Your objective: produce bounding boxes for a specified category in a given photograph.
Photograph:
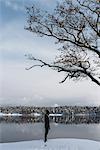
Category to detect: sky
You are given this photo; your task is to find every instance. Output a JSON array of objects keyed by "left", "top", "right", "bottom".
[{"left": 0, "top": 0, "right": 100, "bottom": 106}]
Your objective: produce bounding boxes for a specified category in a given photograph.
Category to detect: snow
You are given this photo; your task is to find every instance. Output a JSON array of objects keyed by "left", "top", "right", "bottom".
[
  {"left": 49, "top": 114, "right": 62, "bottom": 117},
  {"left": 33, "top": 113, "right": 41, "bottom": 117},
  {"left": 31, "top": 113, "right": 63, "bottom": 117},
  {"left": 0, "top": 113, "right": 22, "bottom": 116},
  {"left": 0, "top": 138, "right": 100, "bottom": 150},
  {"left": 0, "top": 113, "right": 63, "bottom": 117}
]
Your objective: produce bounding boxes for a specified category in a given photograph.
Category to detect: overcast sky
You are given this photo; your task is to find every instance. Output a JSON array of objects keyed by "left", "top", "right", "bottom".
[{"left": 0, "top": 0, "right": 100, "bottom": 106}]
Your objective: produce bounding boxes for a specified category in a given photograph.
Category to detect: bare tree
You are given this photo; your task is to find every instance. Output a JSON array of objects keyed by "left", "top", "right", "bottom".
[{"left": 25, "top": 0, "right": 100, "bottom": 86}]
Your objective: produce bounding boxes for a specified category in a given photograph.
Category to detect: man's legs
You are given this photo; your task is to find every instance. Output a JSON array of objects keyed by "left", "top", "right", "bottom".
[{"left": 44, "top": 128, "right": 48, "bottom": 143}]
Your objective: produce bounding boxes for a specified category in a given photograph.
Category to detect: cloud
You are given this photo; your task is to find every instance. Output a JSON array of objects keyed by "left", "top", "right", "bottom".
[
  {"left": 1, "top": 0, "right": 56, "bottom": 12},
  {"left": 0, "top": 0, "right": 100, "bottom": 107},
  {"left": 0, "top": 19, "right": 100, "bottom": 106},
  {"left": 1, "top": 0, "right": 27, "bottom": 12},
  {"left": 0, "top": 61, "right": 100, "bottom": 106},
  {"left": 0, "top": 17, "right": 58, "bottom": 63}
]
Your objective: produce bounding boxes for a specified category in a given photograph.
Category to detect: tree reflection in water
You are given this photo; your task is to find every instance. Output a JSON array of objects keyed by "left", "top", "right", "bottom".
[{"left": 0, "top": 114, "right": 100, "bottom": 124}]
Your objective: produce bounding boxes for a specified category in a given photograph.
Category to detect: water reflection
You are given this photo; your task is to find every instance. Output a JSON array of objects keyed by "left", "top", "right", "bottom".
[
  {"left": 0, "top": 114, "right": 100, "bottom": 124},
  {"left": 0, "top": 123, "right": 100, "bottom": 143}
]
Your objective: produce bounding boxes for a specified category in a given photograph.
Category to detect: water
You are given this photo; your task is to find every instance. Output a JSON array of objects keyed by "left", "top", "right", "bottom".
[{"left": 0, "top": 123, "right": 100, "bottom": 143}]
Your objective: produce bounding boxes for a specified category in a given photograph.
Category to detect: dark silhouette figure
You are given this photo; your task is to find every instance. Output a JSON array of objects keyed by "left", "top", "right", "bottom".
[{"left": 44, "top": 109, "right": 50, "bottom": 143}]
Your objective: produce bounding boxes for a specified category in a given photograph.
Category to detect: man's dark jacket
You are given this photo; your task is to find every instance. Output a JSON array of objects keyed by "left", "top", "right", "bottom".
[{"left": 44, "top": 114, "right": 50, "bottom": 129}]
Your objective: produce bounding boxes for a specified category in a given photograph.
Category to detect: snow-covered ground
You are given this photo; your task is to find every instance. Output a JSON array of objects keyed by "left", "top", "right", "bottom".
[
  {"left": 0, "top": 113, "right": 22, "bottom": 116},
  {"left": 0, "top": 138, "right": 100, "bottom": 150},
  {"left": 0, "top": 113, "right": 63, "bottom": 117}
]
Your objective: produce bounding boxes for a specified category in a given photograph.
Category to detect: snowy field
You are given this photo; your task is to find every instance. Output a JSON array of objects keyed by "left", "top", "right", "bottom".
[{"left": 0, "top": 138, "right": 100, "bottom": 150}]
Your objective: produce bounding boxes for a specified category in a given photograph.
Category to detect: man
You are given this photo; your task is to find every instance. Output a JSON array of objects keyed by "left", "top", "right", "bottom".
[{"left": 44, "top": 109, "right": 50, "bottom": 143}]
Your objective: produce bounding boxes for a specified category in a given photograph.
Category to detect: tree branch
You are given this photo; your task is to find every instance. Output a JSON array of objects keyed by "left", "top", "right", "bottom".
[
  {"left": 25, "top": 1, "right": 100, "bottom": 86},
  {"left": 26, "top": 56, "right": 100, "bottom": 86}
]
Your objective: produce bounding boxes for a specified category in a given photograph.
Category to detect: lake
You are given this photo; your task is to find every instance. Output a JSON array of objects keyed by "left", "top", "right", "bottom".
[{"left": 0, "top": 122, "right": 100, "bottom": 143}]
